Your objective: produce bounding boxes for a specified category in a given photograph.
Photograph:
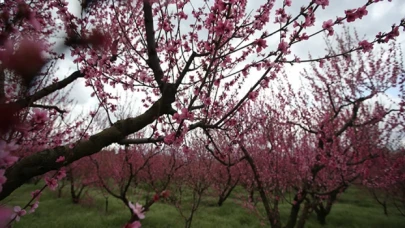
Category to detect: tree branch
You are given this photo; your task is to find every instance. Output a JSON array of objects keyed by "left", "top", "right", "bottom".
[
  {"left": 31, "top": 104, "right": 66, "bottom": 114},
  {"left": 13, "top": 70, "right": 83, "bottom": 109},
  {"left": 143, "top": 0, "right": 165, "bottom": 91},
  {"left": 0, "top": 96, "right": 175, "bottom": 200}
]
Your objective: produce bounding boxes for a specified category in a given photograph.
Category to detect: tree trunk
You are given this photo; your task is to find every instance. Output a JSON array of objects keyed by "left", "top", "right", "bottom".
[
  {"left": 316, "top": 210, "right": 327, "bottom": 225},
  {"left": 185, "top": 218, "right": 193, "bottom": 228},
  {"left": 285, "top": 200, "right": 301, "bottom": 228},
  {"left": 105, "top": 196, "right": 109, "bottom": 213},
  {"left": 217, "top": 196, "right": 225, "bottom": 207},
  {"left": 58, "top": 187, "right": 63, "bottom": 198},
  {"left": 296, "top": 201, "right": 312, "bottom": 228}
]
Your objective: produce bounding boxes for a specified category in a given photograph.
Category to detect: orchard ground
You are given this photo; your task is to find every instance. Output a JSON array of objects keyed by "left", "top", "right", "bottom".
[{"left": 3, "top": 184, "right": 404, "bottom": 228}]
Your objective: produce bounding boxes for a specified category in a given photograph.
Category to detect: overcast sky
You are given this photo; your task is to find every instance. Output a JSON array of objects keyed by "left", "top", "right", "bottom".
[{"left": 53, "top": 0, "right": 405, "bottom": 122}]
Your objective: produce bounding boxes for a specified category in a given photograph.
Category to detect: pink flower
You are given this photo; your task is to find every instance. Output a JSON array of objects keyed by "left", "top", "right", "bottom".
[
  {"left": 314, "top": 0, "right": 329, "bottom": 9},
  {"left": 322, "top": 19, "right": 334, "bottom": 36},
  {"left": 356, "top": 6, "right": 368, "bottom": 19},
  {"left": 11, "top": 206, "right": 26, "bottom": 222},
  {"left": 32, "top": 109, "right": 48, "bottom": 124},
  {"left": 248, "top": 91, "right": 259, "bottom": 101},
  {"left": 55, "top": 156, "right": 65, "bottom": 163},
  {"left": 164, "top": 133, "right": 176, "bottom": 145},
  {"left": 0, "top": 206, "right": 12, "bottom": 227},
  {"left": 161, "top": 190, "right": 170, "bottom": 198},
  {"left": 359, "top": 40, "right": 373, "bottom": 53},
  {"left": 319, "top": 59, "right": 325, "bottom": 68},
  {"left": 29, "top": 201, "right": 39, "bottom": 214},
  {"left": 278, "top": 40, "right": 289, "bottom": 54},
  {"left": 0, "top": 151, "right": 18, "bottom": 167},
  {"left": 124, "top": 221, "right": 142, "bottom": 228},
  {"left": 128, "top": 202, "right": 145, "bottom": 220},
  {"left": 0, "top": 169, "right": 6, "bottom": 192},
  {"left": 254, "top": 39, "right": 268, "bottom": 53},
  {"left": 182, "top": 146, "right": 191, "bottom": 154},
  {"left": 45, "top": 177, "right": 58, "bottom": 191},
  {"left": 345, "top": 9, "right": 357, "bottom": 22},
  {"left": 56, "top": 168, "right": 66, "bottom": 180},
  {"left": 31, "top": 190, "right": 41, "bottom": 200},
  {"left": 0, "top": 169, "right": 6, "bottom": 185},
  {"left": 215, "top": 20, "right": 233, "bottom": 36}
]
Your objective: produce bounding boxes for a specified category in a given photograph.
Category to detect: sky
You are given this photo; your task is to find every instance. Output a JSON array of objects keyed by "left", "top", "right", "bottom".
[{"left": 50, "top": 0, "right": 405, "bottom": 125}]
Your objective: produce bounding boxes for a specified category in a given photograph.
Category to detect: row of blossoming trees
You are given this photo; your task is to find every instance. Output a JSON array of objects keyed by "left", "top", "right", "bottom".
[{"left": 1, "top": 0, "right": 405, "bottom": 227}]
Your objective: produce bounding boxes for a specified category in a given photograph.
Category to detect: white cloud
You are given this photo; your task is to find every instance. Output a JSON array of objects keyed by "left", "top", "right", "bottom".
[{"left": 370, "top": 1, "right": 395, "bottom": 20}]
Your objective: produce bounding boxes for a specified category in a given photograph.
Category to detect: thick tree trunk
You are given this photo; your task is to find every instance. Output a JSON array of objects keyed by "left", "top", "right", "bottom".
[
  {"left": 383, "top": 203, "right": 388, "bottom": 216},
  {"left": 0, "top": 95, "right": 178, "bottom": 200},
  {"left": 240, "top": 146, "right": 281, "bottom": 228},
  {"left": 217, "top": 183, "right": 237, "bottom": 207},
  {"left": 217, "top": 196, "right": 225, "bottom": 207},
  {"left": 316, "top": 211, "right": 327, "bottom": 225},
  {"left": 296, "top": 201, "right": 312, "bottom": 228},
  {"left": 285, "top": 192, "right": 307, "bottom": 228},
  {"left": 285, "top": 202, "right": 301, "bottom": 228}
]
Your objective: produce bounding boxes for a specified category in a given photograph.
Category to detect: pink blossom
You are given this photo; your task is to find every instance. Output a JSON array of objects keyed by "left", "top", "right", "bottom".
[
  {"left": 0, "top": 206, "right": 12, "bottom": 226},
  {"left": 0, "top": 169, "right": 6, "bottom": 185},
  {"left": 319, "top": 59, "right": 325, "bottom": 68},
  {"left": 0, "top": 141, "right": 18, "bottom": 153},
  {"left": 128, "top": 202, "right": 145, "bottom": 220},
  {"left": 161, "top": 190, "right": 170, "bottom": 198},
  {"left": 124, "top": 221, "right": 142, "bottom": 228},
  {"left": 322, "top": 19, "right": 334, "bottom": 36},
  {"left": 254, "top": 39, "right": 268, "bottom": 53},
  {"left": 182, "top": 146, "right": 191, "bottom": 154},
  {"left": 164, "top": 133, "right": 176, "bottom": 145},
  {"left": 359, "top": 40, "right": 373, "bottom": 53},
  {"left": 45, "top": 177, "right": 58, "bottom": 191},
  {"left": 56, "top": 168, "right": 66, "bottom": 180},
  {"left": 32, "top": 109, "right": 48, "bottom": 124},
  {"left": 31, "top": 190, "right": 41, "bottom": 200},
  {"left": 55, "top": 156, "right": 65, "bottom": 163},
  {"left": 275, "top": 8, "right": 288, "bottom": 23},
  {"left": 173, "top": 113, "right": 181, "bottom": 123},
  {"left": 0, "top": 151, "right": 18, "bottom": 167},
  {"left": 248, "top": 91, "right": 259, "bottom": 101},
  {"left": 11, "top": 206, "right": 26, "bottom": 222},
  {"left": 303, "top": 8, "right": 315, "bottom": 27},
  {"left": 314, "top": 0, "right": 329, "bottom": 9},
  {"left": 356, "top": 6, "right": 368, "bottom": 19},
  {"left": 215, "top": 20, "right": 233, "bottom": 36},
  {"left": 383, "top": 26, "right": 400, "bottom": 42},
  {"left": 278, "top": 40, "right": 289, "bottom": 54},
  {"left": 345, "top": 9, "right": 357, "bottom": 22},
  {"left": 29, "top": 201, "right": 39, "bottom": 214}
]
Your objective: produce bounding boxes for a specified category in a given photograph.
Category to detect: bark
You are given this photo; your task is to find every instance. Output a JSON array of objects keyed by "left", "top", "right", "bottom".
[
  {"left": 316, "top": 210, "right": 327, "bottom": 225},
  {"left": 105, "top": 196, "right": 109, "bottom": 213},
  {"left": 296, "top": 201, "right": 312, "bottom": 228},
  {"left": 0, "top": 95, "right": 176, "bottom": 200},
  {"left": 285, "top": 192, "right": 306, "bottom": 228},
  {"left": 217, "top": 175, "right": 239, "bottom": 207},
  {"left": 285, "top": 201, "right": 301, "bottom": 228},
  {"left": 57, "top": 179, "right": 66, "bottom": 198},
  {"left": 240, "top": 146, "right": 281, "bottom": 228},
  {"left": 0, "top": 67, "right": 5, "bottom": 104},
  {"left": 13, "top": 70, "right": 83, "bottom": 109}
]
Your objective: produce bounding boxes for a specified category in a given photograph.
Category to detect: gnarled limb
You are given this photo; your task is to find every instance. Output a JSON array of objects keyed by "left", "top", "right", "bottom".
[{"left": 0, "top": 95, "right": 175, "bottom": 200}]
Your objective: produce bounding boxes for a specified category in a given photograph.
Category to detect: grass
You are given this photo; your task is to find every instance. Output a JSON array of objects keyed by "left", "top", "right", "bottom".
[{"left": 1, "top": 184, "right": 404, "bottom": 227}]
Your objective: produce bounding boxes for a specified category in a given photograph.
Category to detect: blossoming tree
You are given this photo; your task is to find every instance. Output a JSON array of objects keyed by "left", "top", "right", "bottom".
[{"left": 0, "top": 0, "right": 404, "bottom": 226}]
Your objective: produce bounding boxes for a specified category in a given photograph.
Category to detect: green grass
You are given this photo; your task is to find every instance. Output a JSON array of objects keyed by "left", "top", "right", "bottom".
[{"left": 1, "top": 184, "right": 404, "bottom": 227}]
